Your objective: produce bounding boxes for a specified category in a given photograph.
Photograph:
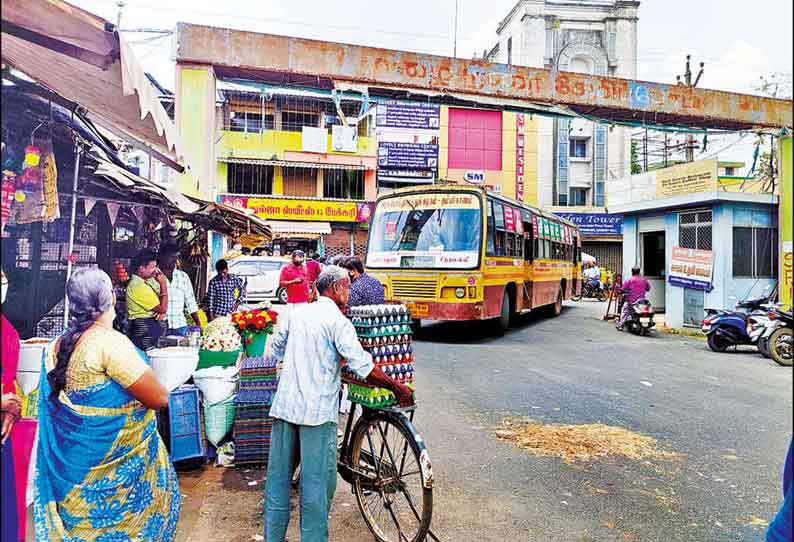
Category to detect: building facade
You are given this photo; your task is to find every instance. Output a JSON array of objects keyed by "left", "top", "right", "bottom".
[{"left": 175, "top": 69, "right": 377, "bottom": 260}]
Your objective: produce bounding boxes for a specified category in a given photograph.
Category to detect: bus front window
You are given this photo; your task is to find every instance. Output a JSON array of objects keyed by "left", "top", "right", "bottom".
[{"left": 367, "top": 193, "right": 482, "bottom": 269}]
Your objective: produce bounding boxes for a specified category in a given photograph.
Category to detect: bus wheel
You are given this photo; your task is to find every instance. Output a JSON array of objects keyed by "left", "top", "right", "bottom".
[
  {"left": 410, "top": 318, "right": 421, "bottom": 334},
  {"left": 495, "top": 291, "right": 511, "bottom": 335},
  {"left": 549, "top": 287, "right": 563, "bottom": 317}
]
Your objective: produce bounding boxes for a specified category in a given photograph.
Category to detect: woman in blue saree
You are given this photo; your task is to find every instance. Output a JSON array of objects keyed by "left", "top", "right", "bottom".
[{"left": 34, "top": 268, "right": 180, "bottom": 541}]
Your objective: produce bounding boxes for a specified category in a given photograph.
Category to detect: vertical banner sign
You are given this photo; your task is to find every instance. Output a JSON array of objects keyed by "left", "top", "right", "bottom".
[
  {"left": 780, "top": 136, "right": 792, "bottom": 306},
  {"left": 504, "top": 206, "right": 516, "bottom": 232},
  {"left": 531, "top": 214, "right": 539, "bottom": 237},
  {"left": 516, "top": 115, "right": 525, "bottom": 201}
]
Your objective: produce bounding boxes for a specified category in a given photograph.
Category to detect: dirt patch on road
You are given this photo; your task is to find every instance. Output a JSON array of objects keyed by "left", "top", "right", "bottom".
[{"left": 494, "top": 417, "right": 677, "bottom": 463}]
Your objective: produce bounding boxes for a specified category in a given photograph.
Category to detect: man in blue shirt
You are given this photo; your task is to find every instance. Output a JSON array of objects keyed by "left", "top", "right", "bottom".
[
  {"left": 341, "top": 256, "right": 385, "bottom": 308},
  {"left": 264, "top": 266, "right": 412, "bottom": 542},
  {"left": 767, "top": 438, "right": 793, "bottom": 541}
]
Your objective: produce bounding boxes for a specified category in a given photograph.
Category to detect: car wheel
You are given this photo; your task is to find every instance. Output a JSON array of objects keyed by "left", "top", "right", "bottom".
[{"left": 277, "top": 288, "right": 288, "bottom": 304}]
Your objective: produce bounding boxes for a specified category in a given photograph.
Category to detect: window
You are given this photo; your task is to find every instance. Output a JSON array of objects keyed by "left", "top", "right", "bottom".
[
  {"left": 486, "top": 201, "right": 496, "bottom": 255},
  {"left": 724, "top": 166, "right": 736, "bottom": 176},
  {"left": 569, "top": 138, "right": 588, "bottom": 159},
  {"left": 227, "top": 163, "right": 274, "bottom": 195},
  {"left": 507, "top": 37, "right": 512, "bottom": 65},
  {"left": 448, "top": 108, "right": 502, "bottom": 170},
  {"left": 229, "top": 111, "right": 275, "bottom": 133},
  {"left": 281, "top": 111, "right": 320, "bottom": 132},
  {"left": 323, "top": 169, "right": 364, "bottom": 200},
  {"left": 679, "top": 210, "right": 712, "bottom": 250},
  {"left": 733, "top": 227, "right": 778, "bottom": 278},
  {"left": 569, "top": 187, "right": 588, "bottom": 206},
  {"left": 282, "top": 167, "right": 317, "bottom": 197}
]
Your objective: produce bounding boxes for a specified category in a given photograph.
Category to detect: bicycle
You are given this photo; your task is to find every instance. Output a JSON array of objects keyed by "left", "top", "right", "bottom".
[{"left": 336, "top": 401, "right": 438, "bottom": 542}]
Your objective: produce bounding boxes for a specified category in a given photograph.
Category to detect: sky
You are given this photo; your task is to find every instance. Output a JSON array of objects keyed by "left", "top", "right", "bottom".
[{"left": 70, "top": 0, "right": 794, "bottom": 170}]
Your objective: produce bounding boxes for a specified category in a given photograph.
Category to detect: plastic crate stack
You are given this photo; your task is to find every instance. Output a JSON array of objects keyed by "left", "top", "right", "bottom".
[
  {"left": 167, "top": 384, "right": 207, "bottom": 462},
  {"left": 233, "top": 356, "right": 279, "bottom": 466},
  {"left": 344, "top": 304, "right": 415, "bottom": 408}
]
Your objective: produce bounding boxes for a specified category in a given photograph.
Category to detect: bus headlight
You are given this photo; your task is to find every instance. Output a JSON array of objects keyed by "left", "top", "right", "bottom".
[{"left": 455, "top": 288, "right": 466, "bottom": 299}]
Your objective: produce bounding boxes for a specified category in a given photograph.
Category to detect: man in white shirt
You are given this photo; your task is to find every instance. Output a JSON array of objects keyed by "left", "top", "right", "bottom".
[
  {"left": 158, "top": 246, "right": 202, "bottom": 335},
  {"left": 264, "top": 266, "right": 413, "bottom": 542},
  {"left": 583, "top": 262, "right": 602, "bottom": 289}
]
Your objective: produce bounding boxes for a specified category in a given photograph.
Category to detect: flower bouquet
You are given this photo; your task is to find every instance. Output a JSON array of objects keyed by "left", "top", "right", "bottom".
[
  {"left": 231, "top": 308, "right": 279, "bottom": 357},
  {"left": 198, "top": 316, "right": 244, "bottom": 369}
]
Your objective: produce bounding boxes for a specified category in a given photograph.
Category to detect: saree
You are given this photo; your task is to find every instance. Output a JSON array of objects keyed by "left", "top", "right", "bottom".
[{"left": 34, "top": 329, "right": 181, "bottom": 542}]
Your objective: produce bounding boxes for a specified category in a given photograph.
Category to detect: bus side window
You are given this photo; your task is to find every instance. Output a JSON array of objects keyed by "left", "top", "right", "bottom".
[
  {"left": 486, "top": 200, "right": 496, "bottom": 256},
  {"left": 524, "top": 234, "right": 533, "bottom": 262}
]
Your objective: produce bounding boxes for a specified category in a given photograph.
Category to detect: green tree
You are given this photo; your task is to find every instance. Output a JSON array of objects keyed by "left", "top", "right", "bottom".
[
  {"left": 752, "top": 74, "right": 792, "bottom": 191},
  {"left": 630, "top": 141, "right": 643, "bottom": 174}
]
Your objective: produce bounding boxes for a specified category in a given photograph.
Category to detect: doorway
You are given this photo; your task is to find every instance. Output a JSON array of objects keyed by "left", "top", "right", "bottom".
[{"left": 640, "top": 231, "right": 666, "bottom": 311}]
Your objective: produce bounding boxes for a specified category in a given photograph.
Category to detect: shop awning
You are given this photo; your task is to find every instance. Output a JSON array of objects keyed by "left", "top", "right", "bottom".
[
  {"left": 218, "top": 157, "right": 368, "bottom": 170},
  {"left": 1, "top": 0, "right": 195, "bottom": 174},
  {"left": 266, "top": 220, "right": 332, "bottom": 237},
  {"left": 88, "top": 149, "right": 272, "bottom": 239}
]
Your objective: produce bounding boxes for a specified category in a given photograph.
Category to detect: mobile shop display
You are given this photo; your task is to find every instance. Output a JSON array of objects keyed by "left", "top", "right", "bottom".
[{"left": 343, "top": 304, "right": 415, "bottom": 407}]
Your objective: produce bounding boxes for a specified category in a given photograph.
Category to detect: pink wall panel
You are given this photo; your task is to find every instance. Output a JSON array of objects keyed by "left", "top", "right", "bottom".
[{"left": 448, "top": 108, "right": 502, "bottom": 170}]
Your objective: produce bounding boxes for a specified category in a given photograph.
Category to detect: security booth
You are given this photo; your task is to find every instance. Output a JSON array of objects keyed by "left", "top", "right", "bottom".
[{"left": 614, "top": 192, "right": 778, "bottom": 329}]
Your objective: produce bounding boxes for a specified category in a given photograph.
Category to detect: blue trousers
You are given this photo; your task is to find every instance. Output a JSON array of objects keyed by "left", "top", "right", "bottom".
[{"left": 264, "top": 420, "right": 337, "bottom": 542}]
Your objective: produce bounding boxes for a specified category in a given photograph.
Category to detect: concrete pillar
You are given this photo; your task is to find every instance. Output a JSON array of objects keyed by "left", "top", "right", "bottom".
[{"left": 175, "top": 63, "right": 217, "bottom": 198}]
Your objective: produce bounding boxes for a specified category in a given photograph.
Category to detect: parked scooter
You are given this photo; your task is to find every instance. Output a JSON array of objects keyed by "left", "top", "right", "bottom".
[
  {"left": 764, "top": 306, "right": 793, "bottom": 366},
  {"left": 701, "top": 293, "right": 774, "bottom": 353},
  {"left": 624, "top": 298, "right": 656, "bottom": 336}
]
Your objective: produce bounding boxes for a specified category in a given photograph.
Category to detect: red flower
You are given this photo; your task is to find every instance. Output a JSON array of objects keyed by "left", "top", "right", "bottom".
[{"left": 245, "top": 337, "right": 252, "bottom": 344}]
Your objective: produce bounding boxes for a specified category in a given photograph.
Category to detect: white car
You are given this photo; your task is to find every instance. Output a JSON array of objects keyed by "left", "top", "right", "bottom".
[{"left": 222, "top": 256, "right": 289, "bottom": 304}]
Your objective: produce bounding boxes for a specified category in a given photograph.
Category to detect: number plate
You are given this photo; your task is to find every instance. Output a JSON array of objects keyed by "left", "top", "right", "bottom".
[
  {"left": 640, "top": 317, "right": 651, "bottom": 324},
  {"left": 406, "top": 303, "right": 429, "bottom": 318}
]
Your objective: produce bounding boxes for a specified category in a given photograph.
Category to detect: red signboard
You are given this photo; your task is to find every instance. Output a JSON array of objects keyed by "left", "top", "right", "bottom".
[
  {"left": 504, "top": 206, "right": 515, "bottom": 232},
  {"left": 516, "top": 115, "right": 525, "bottom": 201},
  {"left": 531, "top": 214, "right": 538, "bottom": 237}
]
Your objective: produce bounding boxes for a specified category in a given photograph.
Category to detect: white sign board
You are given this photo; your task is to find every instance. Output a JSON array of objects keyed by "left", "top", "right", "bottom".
[
  {"left": 331, "top": 125, "right": 358, "bottom": 153},
  {"left": 302, "top": 127, "right": 327, "bottom": 153}
]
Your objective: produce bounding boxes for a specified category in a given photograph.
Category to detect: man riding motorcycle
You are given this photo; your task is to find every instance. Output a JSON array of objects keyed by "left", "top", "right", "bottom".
[{"left": 616, "top": 266, "right": 651, "bottom": 331}]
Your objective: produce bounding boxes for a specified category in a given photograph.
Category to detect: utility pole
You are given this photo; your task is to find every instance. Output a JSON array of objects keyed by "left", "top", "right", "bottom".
[
  {"left": 677, "top": 54, "right": 704, "bottom": 162},
  {"left": 453, "top": 0, "right": 459, "bottom": 59}
]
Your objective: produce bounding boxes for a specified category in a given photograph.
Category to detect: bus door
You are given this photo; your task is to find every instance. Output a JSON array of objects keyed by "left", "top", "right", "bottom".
[{"left": 522, "top": 211, "right": 535, "bottom": 309}]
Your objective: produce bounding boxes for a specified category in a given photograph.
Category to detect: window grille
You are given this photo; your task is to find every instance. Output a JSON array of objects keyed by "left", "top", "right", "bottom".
[
  {"left": 227, "top": 163, "right": 274, "bottom": 195},
  {"left": 323, "top": 169, "right": 364, "bottom": 200},
  {"left": 679, "top": 210, "right": 712, "bottom": 250}
]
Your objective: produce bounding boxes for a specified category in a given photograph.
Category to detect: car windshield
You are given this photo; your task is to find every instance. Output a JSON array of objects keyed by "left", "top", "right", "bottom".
[{"left": 367, "top": 192, "right": 482, "bottom": 269}]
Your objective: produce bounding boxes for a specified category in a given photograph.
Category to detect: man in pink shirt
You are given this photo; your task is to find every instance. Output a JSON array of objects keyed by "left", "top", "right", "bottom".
[
  {"left": 279, "top": 250, "right": 310, "bottom": 306},
  {"left": 617, "top": 266, "right": 651, "bottom": 330}
]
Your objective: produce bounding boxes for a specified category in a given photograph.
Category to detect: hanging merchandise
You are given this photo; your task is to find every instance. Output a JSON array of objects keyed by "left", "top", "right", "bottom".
[
  {"left": 15, "top": 144, "right": 47, "bottom": 223},
  {"left": 1, "top": 171, "right": 17, "bottom": 232},
  {"left": 40, "top": 140, "right": 60, "bottom": 222},
  {"left": 106, "top": 202, "right": 121, "bottom": 226},
  {"left": 84, "top": 198, "right": 97, "bottom": 217}
]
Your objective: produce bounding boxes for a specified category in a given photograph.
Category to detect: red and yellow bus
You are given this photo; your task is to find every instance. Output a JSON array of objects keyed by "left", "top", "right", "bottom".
[{"left": 365, "top": 185, "right": 582, "bottom": 331}]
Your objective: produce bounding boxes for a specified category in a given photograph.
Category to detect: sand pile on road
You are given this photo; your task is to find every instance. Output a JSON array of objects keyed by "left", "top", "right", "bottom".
[{"left": 494, "top": 417, "right": 672, "bottom": 462}]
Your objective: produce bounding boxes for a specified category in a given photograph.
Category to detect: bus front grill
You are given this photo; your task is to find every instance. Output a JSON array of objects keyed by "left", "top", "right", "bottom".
[{"left": 391, "top": 279, "right": 438, "bottom": 300}]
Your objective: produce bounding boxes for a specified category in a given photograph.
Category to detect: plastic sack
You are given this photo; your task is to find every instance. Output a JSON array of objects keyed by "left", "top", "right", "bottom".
[
  {"left": 193, "top": 365, "right": 239, "bottom": 405},
  {"left": 204, "top": 395, "right": 236, "bottom": 448},
  {"left": 215, "top": 441, "right": 235, "bottom": 467}
]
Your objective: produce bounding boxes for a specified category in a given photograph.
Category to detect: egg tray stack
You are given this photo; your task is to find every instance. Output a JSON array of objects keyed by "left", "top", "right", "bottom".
[
  {"left": 233, "top": 356, "right": 279, "bottom": 466},
  {"left": 343, "top": 304, "right": 415, "bottom": 409}
]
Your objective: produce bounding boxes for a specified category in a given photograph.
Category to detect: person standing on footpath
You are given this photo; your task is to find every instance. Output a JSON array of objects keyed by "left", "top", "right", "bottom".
[
  {"left": 306, "top": 252, "right": 322, "bottom": 302},
  {"left": 340, "top": 256, "right": 385, "bottom": 307},
  {"left": 126, "top": 249, "right": 168, "bottom": 350},
  {"left": 278, "top": 250, "right": 310, "bottom": 307},
  {"left": 157, "top": 246, "right": 203, "bottom": 335},
  {"left": 264, "top": 266, "right": 413, "bottom": 542},
  {"left": 206, "top": 259, "right": 246, "bottom": 322}
]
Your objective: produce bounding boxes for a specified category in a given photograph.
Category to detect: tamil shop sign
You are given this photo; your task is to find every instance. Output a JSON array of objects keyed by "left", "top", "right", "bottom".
[
  {"left": 669, "top": 246, "right": 714, "bottom": 291},
  {"left": 378, "top": 142, "right": 439, "bottom": 170},
  {"left": 375, "top": 101, "right": 441, "bottom": 130},
  {"left": 555, "top": 212, "right": 623, "bottom": 237},
  {"left": 656, "top": 160, "right": 718, "bottom": 198},
  {"left": 220, "top": 196, "right": 374, "bottom": 223}
]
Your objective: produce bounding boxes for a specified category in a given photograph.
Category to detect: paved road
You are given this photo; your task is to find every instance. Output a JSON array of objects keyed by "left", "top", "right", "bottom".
[{"left": 176, "top": 300, "right": 792, "bottom": 542}]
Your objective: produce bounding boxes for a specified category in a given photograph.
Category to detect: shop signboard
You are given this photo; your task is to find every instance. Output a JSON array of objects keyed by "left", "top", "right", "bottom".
[
  {"left": 516, "top": 114, "right": 525, "bottom": 201},
  {"left": 780, "top": 136, "right": 792, "bottom": 306},
  {"left": 656, "top": 160, "right": 718, "bottom": 198},
  {"left": 219, "top": 196, "right": 373, "bottom": 223},
  {"left": 668, "top": 246, "right": 714, "bottom": 291},
  {"left": 556, "top": 212, "right": 623, "bottom": 237},
  {"left": 378, "top": 142, "right": 438, "bottom": 170},
  {"left": 504, "top": 206, "right": 516, "bottom": 232},
  {"left": 376, "top": 101, "right": 440, "bottom": 130}
]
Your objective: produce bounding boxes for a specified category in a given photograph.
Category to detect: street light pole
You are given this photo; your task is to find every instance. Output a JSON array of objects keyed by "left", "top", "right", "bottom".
[{"left": 677, "top": 54, "right": 705, "bottom": 162}]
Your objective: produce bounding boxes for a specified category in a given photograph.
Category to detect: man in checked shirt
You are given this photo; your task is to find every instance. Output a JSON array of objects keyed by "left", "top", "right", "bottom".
[{"left": 206, "top": 259, "right": 246, "bottom": 321}]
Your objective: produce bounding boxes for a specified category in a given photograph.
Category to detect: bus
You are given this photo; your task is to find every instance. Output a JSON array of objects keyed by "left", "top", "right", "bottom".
[{"left": 365, "top": 185, "right": 582, "bottom": 332}]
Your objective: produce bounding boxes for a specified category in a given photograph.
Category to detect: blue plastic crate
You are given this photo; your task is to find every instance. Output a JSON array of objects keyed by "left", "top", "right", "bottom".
[{"left": 168, "top": 385, "right": 206, "bottom": 462}]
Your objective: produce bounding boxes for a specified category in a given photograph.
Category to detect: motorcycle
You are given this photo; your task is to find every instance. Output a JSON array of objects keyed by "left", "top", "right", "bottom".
[
  {"left": 764, "top": 306, "right": 793, "bottom": 367},
  {"left": 701, "top": 293, "right": 773, "bottom": 353},
  {"left": 571, "top": 277, "right": 607, "bottom": 302},
  {"left": 624, "top": 298, "right": 656, "bottom": 336}
]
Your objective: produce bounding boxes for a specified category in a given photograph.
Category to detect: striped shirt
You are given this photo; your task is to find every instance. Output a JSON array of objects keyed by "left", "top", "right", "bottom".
[
  {"left": 164, "top": 269, "right": 199, "bottom": 330},
  {"left": 269, "top": 297, "right": 374, "bottom": 426}
]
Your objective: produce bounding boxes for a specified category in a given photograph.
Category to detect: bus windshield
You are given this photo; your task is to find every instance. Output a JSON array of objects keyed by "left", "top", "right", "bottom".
[{"left": 366, "top": 192, "right": 482, "bottom": 269}]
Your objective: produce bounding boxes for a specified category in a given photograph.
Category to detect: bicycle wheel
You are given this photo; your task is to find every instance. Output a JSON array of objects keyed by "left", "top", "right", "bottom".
[{"left": 350, "top": 413, "right": 432, "bottom": 542}]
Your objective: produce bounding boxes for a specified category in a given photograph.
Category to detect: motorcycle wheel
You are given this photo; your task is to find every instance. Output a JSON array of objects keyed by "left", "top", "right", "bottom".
[
  {"left": 768, "top": 327, "right": 793, "bottom": 367},
  {"left": 597, "top": 291, "right": 607, "bottom": 302},
  {"left": 627, "top": 322, "right": 642, "bottom": 335},
  {"left": 758, "top": 336, "right": 771, "bottom": 358},
  {"left": 707, "top": 333, "right": 730, "bottom": 353},
  {"left": 571, "top": 292, "right": 582, "bottom": 302}
]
